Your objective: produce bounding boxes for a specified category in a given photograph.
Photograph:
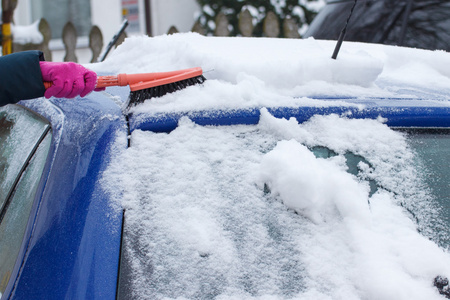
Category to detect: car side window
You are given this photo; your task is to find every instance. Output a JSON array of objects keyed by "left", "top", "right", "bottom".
[
  {"left": 0, "top": 105, "right": 52, "bottom": 294},
  {"left": 0, "top": 106, "right": 50, "bottom": 208}
]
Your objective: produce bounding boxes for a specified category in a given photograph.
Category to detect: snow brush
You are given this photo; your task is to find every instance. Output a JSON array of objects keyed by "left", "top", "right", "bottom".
[{"left": 44, "top": 67, "right": 206, "bottom": 108}]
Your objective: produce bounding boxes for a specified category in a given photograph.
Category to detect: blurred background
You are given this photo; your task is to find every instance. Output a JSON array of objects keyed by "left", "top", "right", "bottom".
[
  {"left": 2, "top": 0, "right": 324, "bottom": 63},
  {"left": 3, "top": 0, "right": 450, "bottom": 64}
]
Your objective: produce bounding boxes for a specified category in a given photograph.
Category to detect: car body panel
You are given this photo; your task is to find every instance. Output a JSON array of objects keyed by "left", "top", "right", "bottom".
[
  {"left": 129, "top": 96, "right": 450, "bottom": 133},
  {"left": 130, "top": 105, "right": 450, "bottom": 133},
  {"left": 2, "top": 89, "right": 127, "bottom": 299}
]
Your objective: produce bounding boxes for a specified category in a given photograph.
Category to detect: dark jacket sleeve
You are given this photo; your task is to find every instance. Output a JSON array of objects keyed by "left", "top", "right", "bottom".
[{"left": 0, "top": 50, "right": 46, "bottom": 107}]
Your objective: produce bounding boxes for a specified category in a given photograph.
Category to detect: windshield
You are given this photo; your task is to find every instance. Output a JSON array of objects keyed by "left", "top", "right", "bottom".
[
  {"left": 105, "top": 112, "right": 450, "bottom": 299},
  {"left": 403, "top": 129, "right": 450, "bottom": 249}
]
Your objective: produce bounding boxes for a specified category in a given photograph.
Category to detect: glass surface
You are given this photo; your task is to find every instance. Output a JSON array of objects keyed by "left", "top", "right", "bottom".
[
  {"left": 0, "top": 106, "right": 50, "bottom": 212},
  {"left": 0, "top": 129, "right": 52, "bottom": 294},
  {"left": 405, "top": 130, "right": 450, "bottom": 249}
]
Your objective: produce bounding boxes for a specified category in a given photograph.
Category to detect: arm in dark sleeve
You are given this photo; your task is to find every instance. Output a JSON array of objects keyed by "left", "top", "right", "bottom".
[{"left": 0, "top": 50, "right": 46, "bottom": 107}]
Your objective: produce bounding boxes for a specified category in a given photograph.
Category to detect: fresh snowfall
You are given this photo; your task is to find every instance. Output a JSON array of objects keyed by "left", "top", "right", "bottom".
[{"left": 94, "top": 33, "right": 450, "bottom": 300}]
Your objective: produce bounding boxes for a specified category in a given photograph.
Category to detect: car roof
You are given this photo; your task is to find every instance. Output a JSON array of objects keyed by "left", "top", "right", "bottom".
[{"left": 90, "top": 34, "right": 450, "bottom": 129}]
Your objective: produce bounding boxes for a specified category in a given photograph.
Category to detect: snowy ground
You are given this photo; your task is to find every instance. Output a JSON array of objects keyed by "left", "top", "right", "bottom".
[{"left": 99, "top": 34, "right": 450, "bottom": 299}]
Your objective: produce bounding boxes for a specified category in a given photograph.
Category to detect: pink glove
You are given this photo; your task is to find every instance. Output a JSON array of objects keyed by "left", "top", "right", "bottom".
[{"left": 40, "top": 61, "right": 103, "bottom": 99}]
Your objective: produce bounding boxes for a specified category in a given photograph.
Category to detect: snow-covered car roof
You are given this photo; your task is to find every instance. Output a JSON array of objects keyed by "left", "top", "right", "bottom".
[{"left": 91, "top": 33, "right": 450, "bottom": 113}]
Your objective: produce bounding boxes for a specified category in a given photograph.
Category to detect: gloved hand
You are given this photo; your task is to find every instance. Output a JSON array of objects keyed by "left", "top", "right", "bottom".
[{"left": 40, "top": 61, "right": 103, "bottom": 99}]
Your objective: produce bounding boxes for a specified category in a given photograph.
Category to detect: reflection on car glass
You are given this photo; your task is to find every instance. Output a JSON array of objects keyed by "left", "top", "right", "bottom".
[
  {"left": 0, "top": 105, "right": 52, "bottom": 295},
  {"left": 0, "top": 132, "right": 51, "bottom": 294},
  {"left": 0, "top": 106, "right": 49, "bottom": 208}
]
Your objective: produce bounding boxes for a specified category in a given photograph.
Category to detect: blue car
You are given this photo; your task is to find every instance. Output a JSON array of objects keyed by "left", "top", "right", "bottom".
[
  {"left": 1, "top": 36, "right": 450, "bottom": 299},
  {"left": 0, "top": 88, "right": 127, "bottom": 299}
]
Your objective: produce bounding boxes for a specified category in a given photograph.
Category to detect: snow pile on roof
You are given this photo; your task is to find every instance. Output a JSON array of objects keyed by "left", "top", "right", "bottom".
[{"left": 92, "top": 33, "right": 450, "bottom": 113}]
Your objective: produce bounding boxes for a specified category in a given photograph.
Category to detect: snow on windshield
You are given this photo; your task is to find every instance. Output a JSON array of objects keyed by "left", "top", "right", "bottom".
[
  {"left": 103, "top": 109, "right": 450, "bottom": 299},
  {"left": 98, "top": 33, "right": 450, "bottom": 299}
]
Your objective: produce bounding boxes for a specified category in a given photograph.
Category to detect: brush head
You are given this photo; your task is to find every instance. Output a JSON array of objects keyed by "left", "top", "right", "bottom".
[{"left": 127, "top": 74, "right": 206, "bottom": 108}]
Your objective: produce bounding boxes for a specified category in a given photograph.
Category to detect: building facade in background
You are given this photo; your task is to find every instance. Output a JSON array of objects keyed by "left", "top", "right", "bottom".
[{"left": 13, "top": 0, "right": 200, "bottom": 62}]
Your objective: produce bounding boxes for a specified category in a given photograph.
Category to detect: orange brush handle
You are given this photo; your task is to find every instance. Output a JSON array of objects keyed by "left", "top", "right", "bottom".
[
  {"left": 43, "top": 67, "right": 204, "bottom": 91},
  {"left": 43, "top": 75, "right": 124, "bottom": 89}
]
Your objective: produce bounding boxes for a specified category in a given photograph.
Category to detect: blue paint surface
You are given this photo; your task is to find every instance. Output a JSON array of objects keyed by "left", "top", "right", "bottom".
[{"left": 4, "top": 92, "right": 126, "bottom": 300}]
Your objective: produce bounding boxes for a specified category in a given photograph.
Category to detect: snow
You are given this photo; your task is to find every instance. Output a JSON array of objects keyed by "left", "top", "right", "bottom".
[
  {"left": 91, "top": 33, "right": 450, "bottom": 114},
  {"left": 98, "top": 33, "right": 450, "bottom": 299},
  {"left": 11, "top": 21, "right": 43, "bottom": 45},
  {"left": 301, "top": 0, "right": 326, "bottom": 12}
]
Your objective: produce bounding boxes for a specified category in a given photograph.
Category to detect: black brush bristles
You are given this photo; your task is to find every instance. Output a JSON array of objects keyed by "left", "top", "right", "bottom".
[{"left": 127, "top": 75, "right": 206, "bottom": 108}]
